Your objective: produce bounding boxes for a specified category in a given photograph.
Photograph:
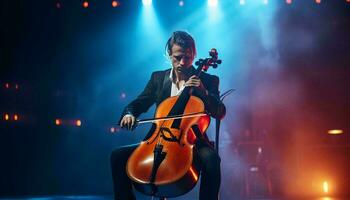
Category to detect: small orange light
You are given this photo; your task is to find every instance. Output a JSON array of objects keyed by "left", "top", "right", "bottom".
[
  {"left": 323, "top": 181, "right": 329, "bottom": 194},
  {"left": 13, "top": 114, "right": 18, "bottom": 121},
  {"left": 76, "top": 120, "right": 82, "bottom": 127},
  {"left": 5, "top": 114, "right": 10, "bottom": 121},
  {"left": 5, "top": 83, "right": 10, "bottom": 89},
  {"left": 112, "top": 1, "right": 119, "bottom": 7},
  {"left": 315, "top": 0, "right": 321, "bottom": 4},
  {"left": 83, "top": 1, "right": 89, "bottom": 8},
  {"left": 55, "top": 119, "right": 61, "bottom": 125},
  {"left": 328, "top": 129, "right": 344, "bottom": 135}
]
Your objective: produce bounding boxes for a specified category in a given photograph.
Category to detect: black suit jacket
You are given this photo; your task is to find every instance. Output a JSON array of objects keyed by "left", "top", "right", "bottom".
[{"left": 121, "top": 68, "right": 226, "bottom": 120}]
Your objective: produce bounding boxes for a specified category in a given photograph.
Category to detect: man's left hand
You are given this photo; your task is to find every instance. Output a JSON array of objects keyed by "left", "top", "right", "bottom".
[{"left": 185, "top": 75, "right": 208, "bottom": 95}]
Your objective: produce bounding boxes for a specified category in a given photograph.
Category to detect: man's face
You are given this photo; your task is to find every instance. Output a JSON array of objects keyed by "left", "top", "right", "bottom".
[{"left": 170, "top": 44, "right": 194, "bottom": 75}]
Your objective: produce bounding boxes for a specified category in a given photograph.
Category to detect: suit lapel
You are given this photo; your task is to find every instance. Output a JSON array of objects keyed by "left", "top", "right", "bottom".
[{"left": 161, "top": 69, "right": 172, "bottom": 102}]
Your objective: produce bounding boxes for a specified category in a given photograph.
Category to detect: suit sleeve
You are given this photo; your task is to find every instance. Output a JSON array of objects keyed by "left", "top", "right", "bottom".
[
  {"left": 120, "top": 72, "right": 157, "bottom": 119},
  {"left": 195, "top": 75, "right": 226, "bottom": 119}
]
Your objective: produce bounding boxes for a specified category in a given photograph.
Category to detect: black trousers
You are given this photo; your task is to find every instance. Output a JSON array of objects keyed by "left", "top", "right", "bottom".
[{"left": 110, "top": 139, "right": 221, "bottom": 200}]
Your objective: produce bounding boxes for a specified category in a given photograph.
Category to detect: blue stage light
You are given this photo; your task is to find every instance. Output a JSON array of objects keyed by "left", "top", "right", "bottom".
[
  {"left": 142, "top": 0, "right": 152, "bottom": 6},
  {"left": 208, "top": 0, "right": 218, "bottom": 7},
  {"left": 179, "top": 0, "right": 184, "bottom": 7}
]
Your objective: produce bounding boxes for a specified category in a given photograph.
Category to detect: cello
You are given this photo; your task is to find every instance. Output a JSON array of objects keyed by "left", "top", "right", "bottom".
[{"left": 126, "top": 49, "right": 222, "bottom": 198}]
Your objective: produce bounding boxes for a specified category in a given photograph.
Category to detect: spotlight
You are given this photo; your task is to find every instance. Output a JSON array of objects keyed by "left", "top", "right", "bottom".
[
  {"left": 263, "top": 0, "right": 268, "bottom": 4},
  {"left": 142, "top": 0, "right": 152, "bottom": 6},
  {"left": 208, "top": 0, "right": 218, "bottom": 7},
  {"left": 13, "top": 114, "right": 19, "bottom": 121},
  {"left": 315, "top": 0, "right": 321, "bottom": 4},
  {"left": 179, "top": 0, "right": 184, "bottom": 7},
  {"left": 5, "top": 83, "right": 10, "bottom": 89},
  {"left": 83, "top": 1, "right": 89, "bottom": 8},
  {"left": 286, "top": 0, "right": 292, "bottom": 4},
  {"left": 15, "top": 84, "right": 19, "bottom": 90},
  {"left": 240, "top": 0, "right": 245, "bottom": 5}
]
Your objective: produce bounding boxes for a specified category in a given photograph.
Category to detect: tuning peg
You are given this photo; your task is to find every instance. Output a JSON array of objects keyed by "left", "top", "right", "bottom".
[{"left": 209, "top": 48, "right": 218, "bottom": 57}]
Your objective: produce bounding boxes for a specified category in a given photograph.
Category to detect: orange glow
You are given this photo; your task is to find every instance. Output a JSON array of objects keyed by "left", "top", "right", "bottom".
[
  {"left": 323, "top": 181, "right": 329, "bottom": 194},
  {"left": 55, "top": 119, "right": 61, "bottom": 125},
  {"left": 112, "top": 1, "right": 119, "bottom": 7},
  {"left": 76, "top": 119, "right": 82, "bottom": 126},
  {"left": 13, "top": 114, "right": 18, "bottom": 121},
  {"left": 347, "top": 0, "right": 350, "bottom": 3},
  {"left": 286, "top": 0, "right": 292, "bottom": 4},
  {"left": 83, "top": 1, "right": 89, "bottom": 8},
  {"left": 316, "top": 0, "right": 321, "bottom": 3},
  {"left": 328, "top": 129, "right": 344, "bottom": 135},
  {"left": 5, "top": 83, "right": 10, "bottom": 89},
  {"left": 4, "top": 114, "right": 10, "bottom": 121},
  {"left": 189, "top": 167, "right": 198, "bottom": 181}
]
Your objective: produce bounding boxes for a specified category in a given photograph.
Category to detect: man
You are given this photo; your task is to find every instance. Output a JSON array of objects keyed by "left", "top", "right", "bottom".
[{"left": 111, "top": 31, "right": 226, "bottom": 200}]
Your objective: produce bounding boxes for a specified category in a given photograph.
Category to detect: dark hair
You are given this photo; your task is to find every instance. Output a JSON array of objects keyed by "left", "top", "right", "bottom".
[{"left": 165, "top": 31, "right": 196, "bottom": 57}]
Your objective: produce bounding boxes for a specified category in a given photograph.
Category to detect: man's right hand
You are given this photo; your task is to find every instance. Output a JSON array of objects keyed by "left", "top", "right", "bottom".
[{"left": 120, "top": 114, "right": 136, "bottom": 131}]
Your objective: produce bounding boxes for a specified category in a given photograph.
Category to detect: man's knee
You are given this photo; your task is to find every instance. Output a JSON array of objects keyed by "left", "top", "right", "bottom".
[
  {"left": 111, "top": 144, "right": 138, "bottom": 166},
  {"left": 198, "top": 147, "right": 221, "bottom": 172},
  {"left": 207, "top": 153, "right": 221, "bottom": 172},
  {"left": 110, "top": 147, "right": 129, "bottom": 168}
]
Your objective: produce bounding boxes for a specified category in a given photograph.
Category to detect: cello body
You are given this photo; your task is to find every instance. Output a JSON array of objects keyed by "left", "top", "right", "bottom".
[
  {"left": 126, "top": 48, "right": 221, "bottom": 198},
  {"left": 126, "top": 95, "right": 210, "bottom": 197}
]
